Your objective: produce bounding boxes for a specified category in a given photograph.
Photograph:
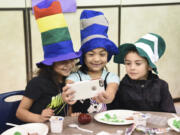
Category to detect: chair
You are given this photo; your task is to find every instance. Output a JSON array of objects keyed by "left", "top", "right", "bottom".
[{"left": 0, "top": 90, "right": 24, "bottom": 133}]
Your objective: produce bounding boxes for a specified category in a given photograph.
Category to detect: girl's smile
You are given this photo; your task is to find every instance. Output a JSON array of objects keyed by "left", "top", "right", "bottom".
[{"left": 84, "top": 48, "right": 108, "bottom": 73}]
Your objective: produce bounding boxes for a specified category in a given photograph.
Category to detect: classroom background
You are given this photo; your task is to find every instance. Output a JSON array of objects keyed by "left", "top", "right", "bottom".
[{"left": 0, "top": 0, "right": 179, "bottom": 105}]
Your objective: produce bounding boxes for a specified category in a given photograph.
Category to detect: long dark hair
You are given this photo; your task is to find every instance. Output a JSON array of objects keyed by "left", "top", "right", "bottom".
[
  {"left": 36, "top": 65, "right": 65, "bottom": 87},
  {"left": 79, "top": 64, "right": 89, "bottom": 74}
]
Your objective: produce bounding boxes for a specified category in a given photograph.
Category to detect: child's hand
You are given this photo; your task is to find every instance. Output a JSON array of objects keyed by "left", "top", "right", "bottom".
[
  {"left": 40, "top": 108, "right": 54, "bottom": 122},
  {"left": 93, "top": 91, "right": 109, "bottom": 104},
  {"left": 94, "top": 83, "right": 118, "bottom": 104},
  {"left": 62, "top": 85, "right": 76, "bottom": 105}
]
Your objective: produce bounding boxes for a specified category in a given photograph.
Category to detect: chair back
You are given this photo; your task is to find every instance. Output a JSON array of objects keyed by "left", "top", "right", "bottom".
[{"left": 0, "top": 90, "right": 24, "bottom": 133}]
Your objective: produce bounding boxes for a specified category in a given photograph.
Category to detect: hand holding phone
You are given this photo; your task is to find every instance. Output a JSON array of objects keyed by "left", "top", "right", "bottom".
[{"left": 67, "top": 79, "right": 105, "bottom": 100}]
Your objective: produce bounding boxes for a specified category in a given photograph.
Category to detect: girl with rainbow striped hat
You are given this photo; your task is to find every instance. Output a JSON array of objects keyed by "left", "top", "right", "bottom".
[{"left": 16, "top": 0, "right": 81, "bottom": 122}]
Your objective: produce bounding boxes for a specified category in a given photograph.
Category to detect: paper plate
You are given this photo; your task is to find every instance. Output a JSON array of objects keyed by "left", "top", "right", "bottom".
[
  {"left": 94, "top": 110, "right": 136, "bottom": 125},
  {"left": 1, "top": 127, "right": 27, "bottom": 135},
  {"left": 168, "top": 117, "right": 180, "bottom": 132},
  {"left": 2, "top": 123, "right": 48, "bottom": 135}
]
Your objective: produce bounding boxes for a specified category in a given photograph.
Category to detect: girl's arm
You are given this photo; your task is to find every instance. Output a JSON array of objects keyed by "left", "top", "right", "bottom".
[
  {"left": 94, "top": 82, "right": 119, "bottom": 104},
  {"left": 16, "top": 96, "right": 54, "bottom": 122}
]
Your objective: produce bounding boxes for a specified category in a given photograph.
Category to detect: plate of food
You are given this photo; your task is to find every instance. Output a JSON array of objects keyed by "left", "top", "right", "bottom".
[
  {"left": 168, "top": 117, "right": 180, "bottom": 132},
  {"left": 94, "top": 110, "right": 138, "bottom": 125},
  {"left": 1, "top": 123, "right": 49, "bottom": 135}
]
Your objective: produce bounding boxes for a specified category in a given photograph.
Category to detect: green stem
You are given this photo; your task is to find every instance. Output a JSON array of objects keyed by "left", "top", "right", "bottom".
[{"left": 56, "top": 103, "right": 66, "bottom": 115}]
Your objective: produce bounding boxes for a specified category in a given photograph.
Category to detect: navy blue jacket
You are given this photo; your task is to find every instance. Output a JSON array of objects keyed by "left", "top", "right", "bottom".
[{"left": 112, "top": 72, "right": 176, "bottom": 113}]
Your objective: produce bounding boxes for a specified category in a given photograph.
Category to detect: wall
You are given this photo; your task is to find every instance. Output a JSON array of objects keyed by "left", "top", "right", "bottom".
[
  {"left": 0, "top": 0, "right": 180, "bottom": 98},
  {"left": 0, "top": 11, "right": 26, "bottom": 93}
]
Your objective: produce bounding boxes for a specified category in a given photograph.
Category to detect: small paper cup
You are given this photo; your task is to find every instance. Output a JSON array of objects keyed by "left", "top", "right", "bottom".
[{"left": 49, "top": 116, "right": 64, "bottom": 133}]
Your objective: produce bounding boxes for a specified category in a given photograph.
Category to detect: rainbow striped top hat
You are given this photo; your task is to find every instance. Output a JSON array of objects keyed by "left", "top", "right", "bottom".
[
  {"left": 114, "top": 33, "right": 166, "bottom": 74},
  {"left": 34, "top": 0, "right": 81, "bottom": 68},
  {"left": 79, "top": 10, "right": 119, "bottom": 65}
]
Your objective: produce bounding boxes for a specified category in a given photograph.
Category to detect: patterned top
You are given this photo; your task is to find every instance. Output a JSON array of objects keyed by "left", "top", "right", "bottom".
[{"left": 66, "top": 69, "right": 120, "bottom": 113}]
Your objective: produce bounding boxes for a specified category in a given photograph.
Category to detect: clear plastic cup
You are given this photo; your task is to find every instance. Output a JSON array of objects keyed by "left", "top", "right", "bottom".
[
  {"left": 49, "top": 116, "right": 64, "bottom": 133},
  {"left": 133, "top": 113, "right": 147, "bottom": 126}
]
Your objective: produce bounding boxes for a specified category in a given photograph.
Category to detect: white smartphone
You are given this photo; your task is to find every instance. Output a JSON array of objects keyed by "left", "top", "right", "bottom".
[{"left": 68, "top": 79, "right": 105, "bottom": 100}]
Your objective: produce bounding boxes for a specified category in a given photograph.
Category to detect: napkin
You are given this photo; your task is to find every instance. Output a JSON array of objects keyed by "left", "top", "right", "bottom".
[
  {"left": 96, "top": 130, "right": 123, "bottom": 135},
  {"left": 147, "top": 114, "right": 168, "bottom": 126},
  {"left": 96, "top": 131, "right": 110, "bottom": 135}
]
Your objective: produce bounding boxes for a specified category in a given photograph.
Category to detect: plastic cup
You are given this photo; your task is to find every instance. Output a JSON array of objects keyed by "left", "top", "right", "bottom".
[{"left": 49, "top": 116, "right": 64, "bottom": 133}]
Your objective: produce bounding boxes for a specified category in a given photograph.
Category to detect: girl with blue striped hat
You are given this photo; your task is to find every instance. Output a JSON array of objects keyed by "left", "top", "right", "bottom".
[
  {"left": 63, "top": 10, "right": 120, "bottom": 115},
  {"left": 16, "top": 0, "right": 81, "bottom": 122},
  {"left": 112, "top": 33, "right": 176, "bottom": 113}
]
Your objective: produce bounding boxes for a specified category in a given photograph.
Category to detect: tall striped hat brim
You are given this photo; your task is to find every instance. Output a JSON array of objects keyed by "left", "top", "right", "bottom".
[
  {"left": 37, "top": 40, "right": 82, "bottom": 67},
  {"left": 37, "top": 51, "right": 82, "bottom": 68}
]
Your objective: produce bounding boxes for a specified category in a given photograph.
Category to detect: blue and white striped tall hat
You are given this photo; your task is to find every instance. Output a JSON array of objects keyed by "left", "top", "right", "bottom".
[
  {"left": 114, "top": 33, "right": 166, "bottom": 74},
  {"left": 79, "top": 10, "right": 119, "bottom": 65}
]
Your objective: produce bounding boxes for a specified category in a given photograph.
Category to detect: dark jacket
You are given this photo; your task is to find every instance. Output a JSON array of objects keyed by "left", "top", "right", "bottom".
[{"left": 112, "top": 71, "right": 176, "bottom": 113}]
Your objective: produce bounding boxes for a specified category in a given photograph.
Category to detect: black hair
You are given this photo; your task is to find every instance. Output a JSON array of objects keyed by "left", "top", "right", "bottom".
[
  {"left": 125, "top": 47, "right": 149, "bottom": 64},
  {"left": 78, "top": 65, "right": 87, "bottom": 74},
  {"left": 78, "top": 54, "right": 88, "bottom": 74},
  {"left": 125, "top": 47, "right": 138, "bottom": 55},
  {"left": 36, "top": 65, "right": 65, "bottom": 88}
]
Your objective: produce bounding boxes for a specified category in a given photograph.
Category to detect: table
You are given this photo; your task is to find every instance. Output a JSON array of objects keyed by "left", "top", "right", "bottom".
[{"left": 47, "top": 111, "right": 180, "bottom": 135}]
